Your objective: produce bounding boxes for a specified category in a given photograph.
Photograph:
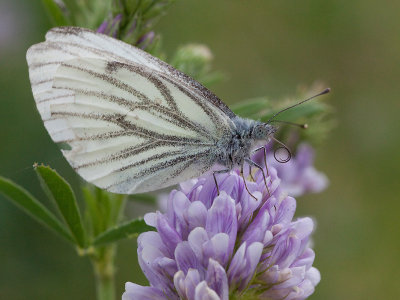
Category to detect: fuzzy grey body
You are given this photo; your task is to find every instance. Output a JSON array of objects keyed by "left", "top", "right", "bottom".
[{"left": 214, "top": 117, "right": 276, "bottom": 170}]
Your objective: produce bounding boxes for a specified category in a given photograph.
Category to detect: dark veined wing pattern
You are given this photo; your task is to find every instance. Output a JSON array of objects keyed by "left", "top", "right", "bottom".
[{"left": 26, "top": 27, "right": 235, "bottom": 193}]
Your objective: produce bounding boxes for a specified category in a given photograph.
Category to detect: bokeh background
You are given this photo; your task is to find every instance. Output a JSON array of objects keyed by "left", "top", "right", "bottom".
[{"left": 1, "top": 0, "right": 399, "bottom": 299}]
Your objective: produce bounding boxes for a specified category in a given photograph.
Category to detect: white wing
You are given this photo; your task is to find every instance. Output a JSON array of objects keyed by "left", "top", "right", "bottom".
[
  {"left": 27, "top": 27, "right": 236, "bottom": 119},
  {"left": 26, "top": 27, "right": 235, "bottom": 194}
]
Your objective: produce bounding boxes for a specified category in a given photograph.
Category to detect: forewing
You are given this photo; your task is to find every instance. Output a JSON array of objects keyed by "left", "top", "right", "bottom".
[
  {"left": 26, "top": 27, "right": 236, "bottom": 193},
  {"left": 29, "top": 56, "right": 233, "bottom": 194}
]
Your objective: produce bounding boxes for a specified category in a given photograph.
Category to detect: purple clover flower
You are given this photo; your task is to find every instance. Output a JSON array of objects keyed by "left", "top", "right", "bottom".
[{"left": 123, "top": 165, "right": 320, "bottom": 300}]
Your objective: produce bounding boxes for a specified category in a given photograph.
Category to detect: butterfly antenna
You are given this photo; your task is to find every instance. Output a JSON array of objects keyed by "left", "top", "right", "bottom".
[
  {"left": 269, "top": 120, "right": 308, "bottom": 129},
  {"left": 266, "top": 88, "right": 330, "bottom": 124}
]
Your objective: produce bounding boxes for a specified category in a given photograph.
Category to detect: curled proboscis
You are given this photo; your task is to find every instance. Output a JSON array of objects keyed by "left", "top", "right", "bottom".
[{"left": 273, "top": 146, "right": 292, "bottom": 163}]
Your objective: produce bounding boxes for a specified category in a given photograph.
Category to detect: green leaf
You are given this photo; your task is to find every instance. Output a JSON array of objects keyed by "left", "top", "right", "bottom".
[
  {"left": 93, "top": 218, "right": 154, "bottom": 246},
  {"left": 0, "top": 176, "right": 74, "bottom": 242},
  {"left": 82, "top": 185, "right": 126, "bottom": 239},
  {"left": 264, "top": 102, "right": 328, "bottom": 122},
  {"left": 232, "top": 97, "right": 272, "bottom": 119},
  {"left": 35, "top": 165, "right": 86, "bottom": 248},
  {"left": 232, "top": 96, "right": 329, "bottom": 123},
  {"left": 232, "top": 85, "right": 333, "bottom": 145},
  {"left": 127, "top": 193, "right": 157, "bottom": 205},
  {"left": 82, "top": 186, "right": 100, "bottom": 238},
  {"left": 41, "top": 0, "right": 70, "bottom": 26}
]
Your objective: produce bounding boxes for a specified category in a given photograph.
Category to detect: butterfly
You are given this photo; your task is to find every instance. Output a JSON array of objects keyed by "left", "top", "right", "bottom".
[{"left": 26, "top": 27, "right": 329, "bottom": 198}]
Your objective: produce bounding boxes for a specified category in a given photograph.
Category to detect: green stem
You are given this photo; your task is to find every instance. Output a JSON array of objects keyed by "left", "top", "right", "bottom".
[
  {"left": 92, "top": 245, "right": 116, "bottom": 300},
  {"left": 91, "top": 196, "right": 127, "bottom": 300}
]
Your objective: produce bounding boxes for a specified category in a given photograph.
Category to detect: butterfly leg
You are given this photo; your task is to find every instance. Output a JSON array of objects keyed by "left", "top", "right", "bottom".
[
  {"left": 213, "top": 169, "right": 231, "bottom": 196},
  {"left": 249, "top": 164, "right": 256, "bottom": 181},
  {"left": 252, "top": 146, "right": 272, "bottom": 183},
  {"left": 241, "top": 165, "right": 258, "bottom": 200},
  {"left": 245, "top": 158, "right": 271, "bottom": 197}
]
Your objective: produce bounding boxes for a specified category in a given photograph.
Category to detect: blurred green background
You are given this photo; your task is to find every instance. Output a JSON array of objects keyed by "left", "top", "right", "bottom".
[{"left": 1, "top": 0, "right": 399, "bottom": 299}]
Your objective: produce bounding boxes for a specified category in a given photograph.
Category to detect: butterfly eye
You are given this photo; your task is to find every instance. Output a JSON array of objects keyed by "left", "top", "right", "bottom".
[{"left": 253, "top": 124, "right": 268, "bottom": 139}]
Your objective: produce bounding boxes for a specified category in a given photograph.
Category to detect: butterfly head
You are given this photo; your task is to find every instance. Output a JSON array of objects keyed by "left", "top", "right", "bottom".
[{"left": 252, "top": 123, "right": 276, "bottom": 141}]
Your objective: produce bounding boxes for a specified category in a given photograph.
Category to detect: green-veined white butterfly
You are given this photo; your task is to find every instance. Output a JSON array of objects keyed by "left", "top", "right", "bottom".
[{"left": 26, "top": 27, "right": 329, "bottom": 197}]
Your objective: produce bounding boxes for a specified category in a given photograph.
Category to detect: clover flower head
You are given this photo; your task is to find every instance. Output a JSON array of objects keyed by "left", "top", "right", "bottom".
[
  {"left": 97, "top": 14, "right": 122, "bottom": 38},
  {"left": 97, "top": 15, "right": 155, "bottom": 50},
  {"left": 136, "top": 31, "right": 155, "bottom": 50},
  {"left": 123, "top": 164, "right": 320, "bottom": 300}
]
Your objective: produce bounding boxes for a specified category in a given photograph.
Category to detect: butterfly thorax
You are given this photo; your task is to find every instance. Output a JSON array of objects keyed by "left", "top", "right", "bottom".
[{"left": 216, "top": 117, "right": 276, "bottom": 169}]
